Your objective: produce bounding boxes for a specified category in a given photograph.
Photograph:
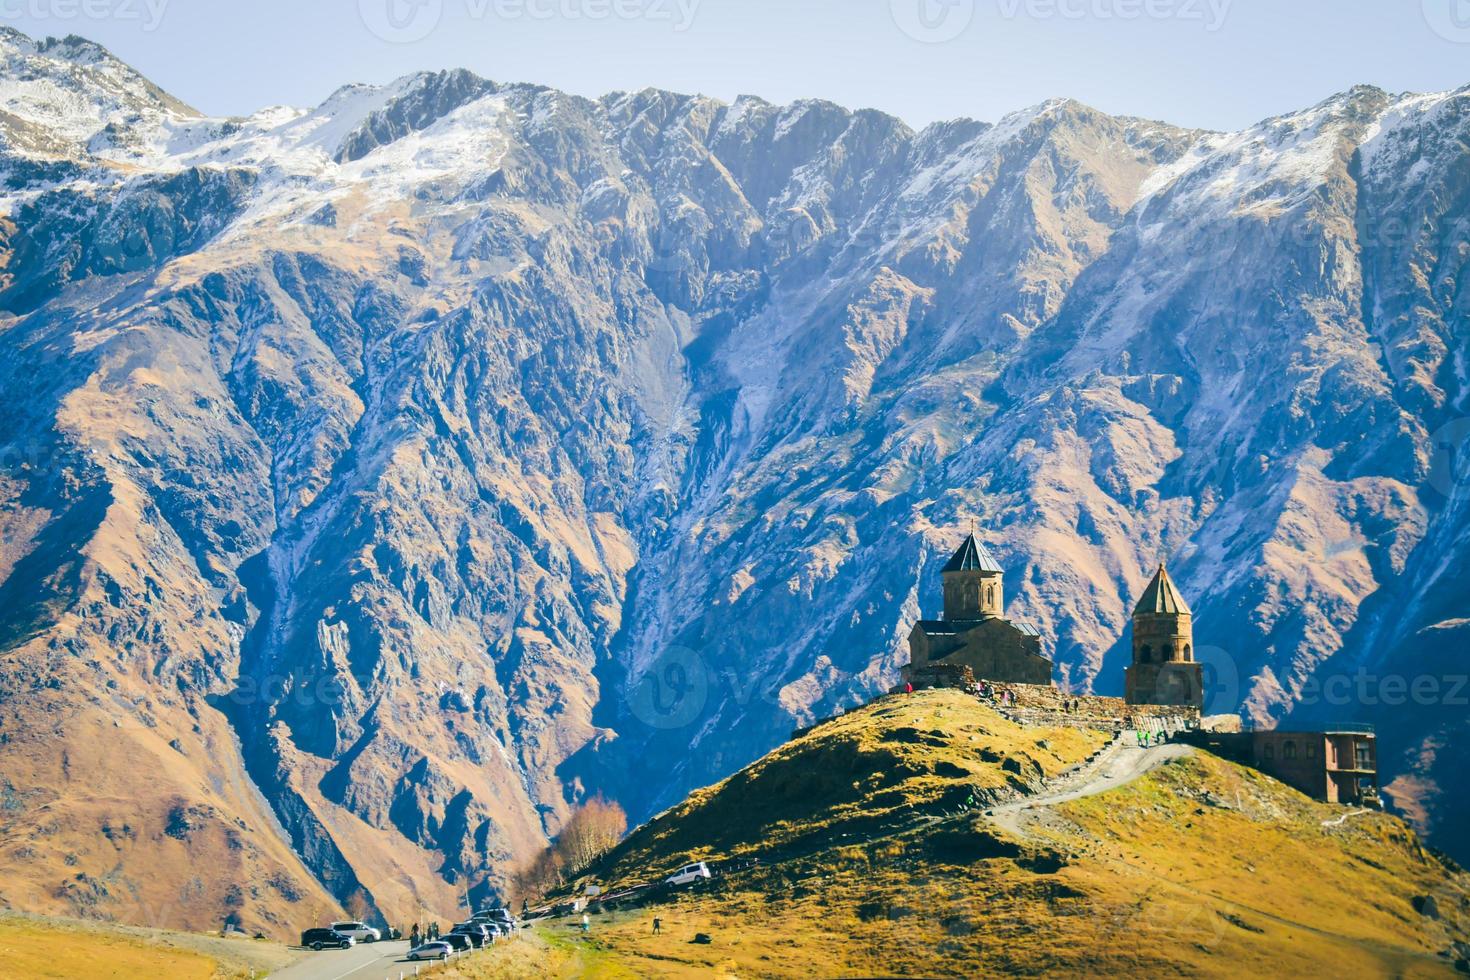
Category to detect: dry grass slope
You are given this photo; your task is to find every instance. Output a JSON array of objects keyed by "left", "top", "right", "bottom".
[
  {"left": 506, "top": 691, "right": 1470, "bottom": 978},
  {"left": 0, "top": 909, "right": 304, "bottom": 979}
]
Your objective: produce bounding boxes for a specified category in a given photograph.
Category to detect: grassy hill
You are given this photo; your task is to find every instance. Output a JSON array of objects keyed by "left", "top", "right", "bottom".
[
  {"left": 0, "top": 909, "right": 304, "bottom": 979},
  {"left": 451, "top": 690, "right": 1470, "bottom": 978}
]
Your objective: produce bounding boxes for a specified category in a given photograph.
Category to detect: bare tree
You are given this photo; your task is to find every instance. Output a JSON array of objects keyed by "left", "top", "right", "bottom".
[
  {"left": 510, "top": 796, "right": 628, "bottom": 904},
  {"left": 510, "top": 843, "right": 565, "bottom": 904},
  {"left": 554, "top": 795, "right": 628, "bottom": 875}
]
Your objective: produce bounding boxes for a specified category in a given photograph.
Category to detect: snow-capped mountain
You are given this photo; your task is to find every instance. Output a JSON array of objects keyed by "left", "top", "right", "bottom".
[{"left": 0, "top": 29, "right": 1465, "bottom": 931}]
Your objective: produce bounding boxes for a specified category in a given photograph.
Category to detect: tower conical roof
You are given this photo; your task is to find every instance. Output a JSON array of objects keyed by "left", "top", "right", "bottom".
[
  {"left": 942, "top": 533, "right": 1002, "bottom": 573},
  {"left": 1133, "top": 562, "right": 1191, "bottom": 616}
]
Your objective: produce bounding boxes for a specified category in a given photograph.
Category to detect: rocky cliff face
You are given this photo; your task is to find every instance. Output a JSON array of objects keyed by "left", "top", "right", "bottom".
[{"left": 0, "top": 28, "right": 1465, "bottom": 931}]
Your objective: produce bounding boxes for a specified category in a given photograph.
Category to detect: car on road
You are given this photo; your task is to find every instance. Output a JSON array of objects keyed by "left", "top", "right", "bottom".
[
  {"left": 330, "top": 920, "right": 380, "bottom": 943},
  {"left": 665, "top": 861, "right": 712, "bottom": 887},
  {"left": 438, "top": 931, "right": 473, "bottom": 951},
  {"left": 451, "top": 922, "right": 491, "bottom": 947},
  {"left": 299, "top": 927, "right": 355, "bottom": 951},
  {"left": 407, "top": 940, "right": 451, "bottom": 961}
]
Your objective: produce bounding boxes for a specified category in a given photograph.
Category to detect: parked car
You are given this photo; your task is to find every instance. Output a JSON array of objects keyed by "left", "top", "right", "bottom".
[
  {"left": 300, "top": 927, "right": 355, "bottom": 951},
  {"left": 330, "top": 920, "right": 380, "bottom": 943},
  {"left": 475, "top": 906, "right": 516, "bottom": 925},
  {"left": 406, "top": 940, "right": 451, "bottom": 961},
  {"left": 451, "top": 922, "right": 491, "bottom": 947},
  {"left": 439, "top": 931, "right": 473, "bottom": 952},
  {"left": 665, "top": 861, "right": 712, "bottom": 887}
]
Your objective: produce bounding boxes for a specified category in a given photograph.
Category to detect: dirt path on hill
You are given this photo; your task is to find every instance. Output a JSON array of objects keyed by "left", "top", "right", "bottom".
[{"left": 986, "top": 737, "right": 1194, "bottom": 839}]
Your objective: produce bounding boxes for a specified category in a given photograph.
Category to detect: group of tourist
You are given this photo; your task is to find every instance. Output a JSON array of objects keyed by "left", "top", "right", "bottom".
[
  {"left": 969, "top": 680, "right": 1017, "bottom": 706},
  {"left": 408, "top": 922, "right": 442, "bottom": 946}
]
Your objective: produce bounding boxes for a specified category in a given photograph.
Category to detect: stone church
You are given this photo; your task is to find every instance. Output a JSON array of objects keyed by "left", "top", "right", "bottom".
[
  {"left": 902, "top": 533, "right": 1053, "bottom": 687},
  {"left": 1124, "top": 562, "right": 1204, "bottom": 710}
]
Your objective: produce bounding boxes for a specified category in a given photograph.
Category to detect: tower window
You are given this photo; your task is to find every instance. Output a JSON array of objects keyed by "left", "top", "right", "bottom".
[
  {"left": 1163, "top": 643, "right": 1174, "bottom": 660},
  {"left": 1184, "top": 643, "right": 1192, "bottom": 660},
  {"left": 986, "top": 585, "right": 995, "bottom": 607},
  {"left": 1140, "top": 644, "right": 1152, "bottom": 662}
]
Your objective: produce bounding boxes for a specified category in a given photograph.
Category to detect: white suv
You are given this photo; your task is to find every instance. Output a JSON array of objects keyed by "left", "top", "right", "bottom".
[
  {"left": 665, "top": 862, "right": 712, "bottom": 887},
  {"left": 330, "top": 921, "right": 380, "bottom": 943}
]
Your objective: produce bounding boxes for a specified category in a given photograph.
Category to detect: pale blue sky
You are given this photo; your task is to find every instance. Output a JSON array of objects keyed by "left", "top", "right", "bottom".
[{"left": 4, "top": 0, "right": 1468, "bottom": 131}]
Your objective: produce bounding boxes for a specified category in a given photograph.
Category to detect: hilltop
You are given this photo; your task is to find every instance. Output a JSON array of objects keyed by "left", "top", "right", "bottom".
[{"left": 460, "top": 691, "right": 1470, "bottom": 978}]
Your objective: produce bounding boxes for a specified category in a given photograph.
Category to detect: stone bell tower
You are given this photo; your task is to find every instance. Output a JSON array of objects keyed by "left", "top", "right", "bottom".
[
  {"left": 941, "top": 533, "right": 1003, "bottom": 620},
  {"left": 1125, "top": 562, "right": 1203, "bottom": 710}
]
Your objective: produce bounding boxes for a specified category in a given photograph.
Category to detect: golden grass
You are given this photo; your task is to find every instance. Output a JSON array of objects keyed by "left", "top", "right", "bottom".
[
  {"left": 0, "top": 920, "right": 213, "bottom": 980},
  {"left": 497, "top": 690, "right": 1470, "bottom": 978},
  {"left": 0, "top": 910, "right": 303, "bottom": 979},
  {"left": 597, "top": 689, "right": 1109, "bottom": 879}
]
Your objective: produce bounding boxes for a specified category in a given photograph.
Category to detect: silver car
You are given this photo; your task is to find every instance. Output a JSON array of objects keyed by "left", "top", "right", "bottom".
[{"left": 407, "top": 940, "right": 451, "bottom": 961}]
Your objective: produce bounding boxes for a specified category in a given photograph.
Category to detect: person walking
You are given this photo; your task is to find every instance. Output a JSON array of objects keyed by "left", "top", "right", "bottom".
[
  {"left": 581, "top": 912, "right": 591, "bottom": 935},
  {"left": 652, "top": 916, "right": 662, "bottom": 935},
  {"left": 410, "top": 923, "right": 421, "bottom": 946}
]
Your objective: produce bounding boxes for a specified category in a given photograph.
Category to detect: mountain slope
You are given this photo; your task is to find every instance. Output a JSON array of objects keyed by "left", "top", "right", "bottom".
[
  {"left": 0, "top": 29, "right": 1467, "bottom": 932},
  {"left": 517, "top": 691, "right": 1470, "bottom": 978}
]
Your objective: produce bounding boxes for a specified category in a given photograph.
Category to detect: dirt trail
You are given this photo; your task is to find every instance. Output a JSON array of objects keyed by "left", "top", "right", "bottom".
[{"left": 987, "top": 736, "right": 1193, "bottom": 838}]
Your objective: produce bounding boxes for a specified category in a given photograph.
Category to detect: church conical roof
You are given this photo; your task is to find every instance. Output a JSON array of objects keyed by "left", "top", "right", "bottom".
[
  {"left": 942, "top": 533, "right": 1002, "bottom": 573},
  {"left": 1133, "top": 562, "right": 1191, "bottom": 616}
]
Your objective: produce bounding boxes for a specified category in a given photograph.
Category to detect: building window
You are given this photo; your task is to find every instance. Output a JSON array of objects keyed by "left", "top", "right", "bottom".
[
  {"left": 1306, "top": 742, "right": 1316, "bottom": 759},
  {"left": 1355, "top": 743, "right": 1372, "bottom": 770},
  {"left": 1263, "top": 743, "right": 1275, "bottom": 760},
  {"left": 1283, "top": 741, "right": 1296, "bottom": 760},
  {"left": 1140, "top": 644, "right": 1152, "bottom": 662}
]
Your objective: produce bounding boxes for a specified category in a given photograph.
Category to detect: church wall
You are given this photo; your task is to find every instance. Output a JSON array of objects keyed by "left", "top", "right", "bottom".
[{"left": 944, "top": 620, "right": 1051, "bottom": 685}]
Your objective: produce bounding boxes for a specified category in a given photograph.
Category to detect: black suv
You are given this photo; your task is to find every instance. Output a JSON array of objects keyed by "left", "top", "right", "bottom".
[
  {"left": 439, "top": 931, "right": 473, "bottom": 952},
  {"left": 300, "top": 927, "right": 354, "bottom": 950}
]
